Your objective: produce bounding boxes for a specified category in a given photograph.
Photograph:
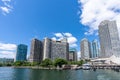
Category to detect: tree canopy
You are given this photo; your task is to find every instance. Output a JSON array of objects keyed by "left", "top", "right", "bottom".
[
  {"left": 54, "top": 58, "right": 68, "bottom": 68},
  {"left": 41, "top": 58, "right": 53, "bottom": 67}
]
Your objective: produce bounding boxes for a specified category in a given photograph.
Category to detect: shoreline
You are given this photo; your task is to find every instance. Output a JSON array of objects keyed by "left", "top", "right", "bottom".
[
  {"left": 12, "top": 66, "right": 57, "bottom": 70},
  {"left": 1, "top": 65, "right": 120, "bottom": 72}
]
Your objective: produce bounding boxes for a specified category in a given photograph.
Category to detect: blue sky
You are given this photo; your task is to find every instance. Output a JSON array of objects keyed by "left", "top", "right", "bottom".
[{"left": 0, "top": 0, "right": 120, "bottom": 58}]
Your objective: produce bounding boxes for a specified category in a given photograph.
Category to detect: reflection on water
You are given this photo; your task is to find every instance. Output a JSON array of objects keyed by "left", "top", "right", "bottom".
[{"left": 0, "top": 67, "right": 120, "bottom": 80}]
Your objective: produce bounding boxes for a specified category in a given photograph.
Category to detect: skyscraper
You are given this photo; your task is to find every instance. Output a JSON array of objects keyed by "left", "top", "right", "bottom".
[
  {"left": 29, "top": 38, "right": 43, "bottom": 62},
  {"left": 98, "top": 20, "right": 120, "bottom": 57},
  {"left": 69, "top": 48, "right": 77, "bottom": 61},
  {"left": 92, "top": 39, "right": 99, "bottom": 58},
  {"left": 43, "top": 37, "right": 69, "bottom": 61},
  {"left": 43, "top": 38, "right": 51, "bottom": 60},
  {"left": 15, "top": 44, "right": 27, "bottom": 61},
  {"left": 80, "top": 38, "right": 91, "bottom": 59}
]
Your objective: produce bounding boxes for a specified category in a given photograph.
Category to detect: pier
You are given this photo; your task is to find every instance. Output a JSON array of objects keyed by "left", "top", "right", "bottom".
[{"left": 90, "top": 64, "right": 120, "bottom": 72}]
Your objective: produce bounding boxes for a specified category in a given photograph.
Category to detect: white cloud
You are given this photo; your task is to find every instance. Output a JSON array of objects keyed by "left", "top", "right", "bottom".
[
  {"left": 52, "top": 32, "right": 78, "bottom": 48},
  {"left": 0, "top": 42, "right": 16, "bottom": 58},
  {"left": 64, "top": 33, "right": 72, "bottom": 37},
  {"left": 0, "top": 42, "right": 17, "bottom": 51},
  {"left": 0, "top": 0, "right": 13, "bottom": 15},
  {"left": 51, "top": 37, "right": 57, "bottom": 41},
  {"left": 3, "top": 1, "right": 12, "bottom": 8},
  {"left": 67, "top": 37, "right": 77, "bottom": 44},
  {"left": 78, "top": 0, "right": 120, "bottom": 36},
  {"left": 54, "top": 33, "right": 63, "bottom": 38},
  {"left": 0, "top": 51, "right": 13, "bottom": 54},
  {"left": 0, "top": 51, "right": 15, "bottom": 58},
  {"left": 2, "top": 0, "right": 11, "bottom": 2},
  {"left": 0, "top": 6, "right": 11, "bottom": 14}
]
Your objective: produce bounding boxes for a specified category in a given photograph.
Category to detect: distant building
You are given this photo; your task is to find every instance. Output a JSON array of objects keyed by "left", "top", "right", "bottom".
[
  {"left": 15, "top": 44, "right": 27, "bottom": 61},
  {"left": 29, "top": 38, "right": 43, "bottom": 62},
  {"left": 69, "top": 48, "right": 77, "bottom": 61},
  {"left": 80, "top": 38, "right": 91, "bottom": 59},
  {"left": 43, "top": 38, "right": 69, "bottom": 61},
  {"left": 91, "top": 39, "right": 99, "bottom": 58},
  {"left": 0, "top": 58, "right": 14, "bottom": 64},
  {"left": 98, "top": 20, "right": 120, "bottom": 57}
]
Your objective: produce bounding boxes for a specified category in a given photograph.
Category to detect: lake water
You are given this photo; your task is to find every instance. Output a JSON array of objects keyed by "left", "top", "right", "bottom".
[{"left": 0, "top": 67, "right": 120, "bottom": 80}]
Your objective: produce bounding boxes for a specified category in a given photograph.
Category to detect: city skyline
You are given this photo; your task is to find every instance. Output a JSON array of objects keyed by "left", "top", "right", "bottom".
[{"left": 0, "top": 0, "right": 120, "bottom": 58}]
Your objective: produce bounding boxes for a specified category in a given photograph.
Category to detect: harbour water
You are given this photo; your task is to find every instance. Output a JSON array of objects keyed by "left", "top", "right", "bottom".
[{"left": 0, "top": 67, "right": 120, "bottom": 80}]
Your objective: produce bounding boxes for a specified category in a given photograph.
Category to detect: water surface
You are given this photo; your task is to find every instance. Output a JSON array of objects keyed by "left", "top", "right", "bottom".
[{"left": 0, "top": 67, "right": 120, "bottom": 80}]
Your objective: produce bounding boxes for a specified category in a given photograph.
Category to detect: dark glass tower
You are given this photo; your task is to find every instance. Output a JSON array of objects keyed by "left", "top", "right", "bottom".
[
  {"left": 69, "top": 48, "right": 77, "bottom": 61},
  {"left": 15, "top": 44, "right": 27, "bottom": 61}
]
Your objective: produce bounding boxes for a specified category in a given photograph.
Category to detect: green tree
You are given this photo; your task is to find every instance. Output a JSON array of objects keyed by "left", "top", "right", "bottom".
[
  {"left": 13, "top": 61, "right": 40, "bottom": 66},
  {"left": 22, "top": 61, "right": 31, "bottom": 66},
  {"left": 85, "top": 59, "right": 90, "bottom": 62},
  {"left": 77, "top": 60, "right": 84, "bottom": 66},
  {"left": 26, "top": 62, "right": 39, "bottom": 66},
  {"left": 5, "top": 63, "right": 12, "bottom": 66},
  {"left": 41, "top": 58, "right": 52, "bottom": 67},
  {"left": 54, "top": 58, "right": 68, "bottom": 68},
  {"left": 70, "top": 61, "right": 77, "bottom": 65},
  {"left": 0, "top": 63, "right": 3, "bottom": 67},
  {"left": 13, "top": 61, "right": 23, "bottom": 66}
]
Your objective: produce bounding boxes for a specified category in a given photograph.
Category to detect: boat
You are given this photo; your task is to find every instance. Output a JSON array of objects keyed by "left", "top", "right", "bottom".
[{"left": 82, "top": 63, "right": 91, "bottom": 70}]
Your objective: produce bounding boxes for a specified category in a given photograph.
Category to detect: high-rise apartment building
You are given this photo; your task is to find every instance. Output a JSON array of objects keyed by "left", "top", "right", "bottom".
[
  {"left": 98, "top": 20, "right": 120, "bottom": 57},
  {"left": 15, "top": 44, "right": 27, "bottom": 61},
  {"left": 29, "top": 38, "right": 69, "bottom": 62},
  {"left": 29, "top": 38, "right": 43, "bottom": 62},
  {"left": 43, "top": 38, "right": 51, "bottom": 60},
  {"left": 80, "top": 38, "right": 91, "bottom": 59},
  {"left": 43, "top": 38, "right": 69, "bottom": 61},
  {"left": 92, "top": 39, "right": 99, "bottom": 58}
]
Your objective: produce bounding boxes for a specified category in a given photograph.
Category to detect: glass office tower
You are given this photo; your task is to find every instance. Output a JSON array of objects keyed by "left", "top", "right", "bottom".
[
  {"left": 99, "top": 20, "right": 120, "bottom": 57},
  {"left": 15, "top": 44, "right": 27, "bottom": 61}
]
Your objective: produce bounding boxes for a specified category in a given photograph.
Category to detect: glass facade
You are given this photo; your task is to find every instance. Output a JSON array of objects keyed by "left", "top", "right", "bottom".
[
  {"left": 99, "top": 20, "right": 120, "bottom": 57},
  {"left": 69, "top": 48, "right": 77, "bottom": 61},
  {"left": 92, "top": 39, "right": 99, "bottom": 58},
  {"left": 15, "top": 44, "right": 27, "bottom": 61}
]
